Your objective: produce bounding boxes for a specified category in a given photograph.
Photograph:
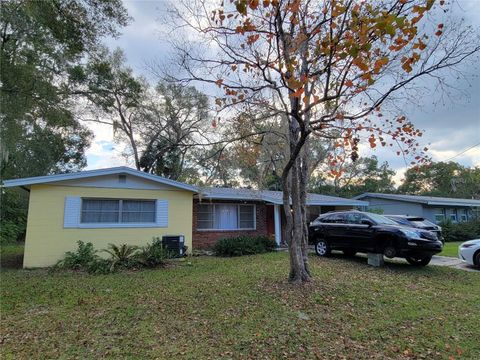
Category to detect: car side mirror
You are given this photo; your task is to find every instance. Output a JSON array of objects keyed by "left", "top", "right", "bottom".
[{"left": 361, "top": 219, "right": 373, "bottom": 227}]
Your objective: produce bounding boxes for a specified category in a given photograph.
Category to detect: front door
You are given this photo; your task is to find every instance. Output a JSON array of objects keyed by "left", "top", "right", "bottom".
[{"left": 266, "top": 205, "right": 275, "bottom": 237}]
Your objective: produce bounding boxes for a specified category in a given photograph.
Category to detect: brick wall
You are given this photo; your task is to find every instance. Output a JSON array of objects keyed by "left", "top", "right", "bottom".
[{"left": 192, "top": 200, "right": 269, "bottom": 249}]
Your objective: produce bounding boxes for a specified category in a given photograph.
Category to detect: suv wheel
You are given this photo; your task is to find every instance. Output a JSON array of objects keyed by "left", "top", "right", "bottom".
[
  {"left": 406, "top": 255, "right": 432, "bottom": 266},
  {"left": 383, "top": 245, "right": 396, "bottom": 259},
  {"left": 315, "top": 239, "right": 331, "bottom": 257}
]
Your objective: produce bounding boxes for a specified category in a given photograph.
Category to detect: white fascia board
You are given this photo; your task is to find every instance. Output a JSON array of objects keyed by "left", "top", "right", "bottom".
[
  {"left": 198, "top": 194, "right": 264, "bottom": 202},
  {"left": 198, "top": 193, "right": 368, "bottom": 207},
  {"left": 2, "top": 167, "right": 198, "bottom": 192},
  {"left": 306, "top": 200, "right": 369, "bottom": 206},
  {"left": 427, "top": 201, "right": 480, "bottom": 207},
  {"left": 353, "top": 193, "right": 428, "bottom": 204}
]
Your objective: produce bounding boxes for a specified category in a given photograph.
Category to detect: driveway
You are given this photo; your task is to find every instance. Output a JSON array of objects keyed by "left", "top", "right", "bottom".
[
  {"left": 390, "top": 254, "right": 478, "bottom": 272},
  {"left": 429, "top": 255, "right": 478, "bottom": 272},
  {"left": 308, "top": 248, "right": 479, "bottom": 272}
]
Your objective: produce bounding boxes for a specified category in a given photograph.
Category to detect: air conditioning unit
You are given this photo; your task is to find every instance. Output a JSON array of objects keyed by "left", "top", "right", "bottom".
[{"left": 162, "top": 235, "right": 186, "bottom": 257}]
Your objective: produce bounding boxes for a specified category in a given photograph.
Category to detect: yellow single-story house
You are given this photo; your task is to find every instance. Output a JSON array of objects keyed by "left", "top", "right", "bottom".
[
  {"left": 3, "top": 167, "right": 367, "bottom": 268},
  {"left": 3, "top": 167, "right": 196, "bottom": 268}
]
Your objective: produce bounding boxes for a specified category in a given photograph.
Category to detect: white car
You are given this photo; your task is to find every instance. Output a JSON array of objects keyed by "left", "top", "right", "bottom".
[{"left": 458, "top": 239, "right": 480, "bottom": 268}]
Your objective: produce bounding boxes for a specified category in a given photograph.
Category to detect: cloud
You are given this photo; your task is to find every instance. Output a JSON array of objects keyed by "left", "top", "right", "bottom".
[
  {"left": 84, "top": 0, "right": 480, "bottom": 176},
  {"left": 84, "top": 122, "right": 130, "bottom": 170}
]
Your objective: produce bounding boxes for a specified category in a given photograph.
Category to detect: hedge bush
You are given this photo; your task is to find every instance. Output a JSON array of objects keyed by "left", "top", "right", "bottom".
[
  {"left": 54, "top": 238, "right": 177, "bottom": 274},
  {"left": 440, "top": 219, "right": 480, "bottom": 243},
  {"left": 136, "top": 237, "right": 176, "bottom": 268},
  {"left": 213, "top": 235, "right": 276, "bottom": 257}
]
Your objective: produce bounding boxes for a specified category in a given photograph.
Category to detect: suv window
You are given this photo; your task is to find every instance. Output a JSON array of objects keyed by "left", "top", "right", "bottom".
[
  {"left": 323, "top": 213, "right": 345, "bottom": 223},
  {"left": 344, "top": 213, "right": 367, "bottom": 224}
]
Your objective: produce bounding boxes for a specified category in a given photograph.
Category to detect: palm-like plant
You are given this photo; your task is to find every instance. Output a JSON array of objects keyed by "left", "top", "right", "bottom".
[{"left": 103, "top": 244, "right": 139, "bottom": 270}]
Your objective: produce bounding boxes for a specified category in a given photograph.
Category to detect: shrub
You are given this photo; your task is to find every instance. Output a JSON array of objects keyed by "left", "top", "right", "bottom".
[
  {"left": 213, "top": 235, "right": 276, "bottom": 257},
  {"left": 136, "top": 237, "right": 175, "bottom": 267},
  {"left": 55, "top": 241, "right": 99, "bottom": 270},
  {"left": 103, "top": 243, "right": 139, "bottom": 270},
  {"left": 86, "top": 258, "right": 114, "bottom": 275},
  {"left": 54, "top": 241, "right": 118, "bottom": 274},
  {"left": 440, "top": 219, "right": 480, "bottom": 242},
  {"left": 54, "top": 238, "right": 178, "bottom": 274}
]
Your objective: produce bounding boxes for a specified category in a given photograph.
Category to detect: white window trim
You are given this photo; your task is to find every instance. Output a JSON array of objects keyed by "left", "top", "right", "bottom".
[
  {"left": 197, "top": 203, "right": 256, "bottom": 231},
  {"left": 64, "top": 198, "right": 168, "bottom": 229}
]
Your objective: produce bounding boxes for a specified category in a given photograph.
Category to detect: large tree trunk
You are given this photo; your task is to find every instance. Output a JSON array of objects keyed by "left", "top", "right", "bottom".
[
  {"left": 282, "top": 116, "right": 311, "bottom": 284},
  {"left": 299, "top": 146, "right": 311, "bottom": 277}
]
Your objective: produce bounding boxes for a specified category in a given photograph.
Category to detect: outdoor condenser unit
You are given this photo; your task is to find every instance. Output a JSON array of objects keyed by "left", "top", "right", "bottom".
[{"left": 162, "top": 235, "right": 186, "bottom": 257}]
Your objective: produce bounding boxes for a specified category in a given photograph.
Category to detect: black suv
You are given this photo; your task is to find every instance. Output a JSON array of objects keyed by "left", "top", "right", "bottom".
[
  {"left": 309, "top": 210, "right": 443, "bottom": 266},
  {"left": 384, "top": 215, "right": 444, "bottom": 243}
]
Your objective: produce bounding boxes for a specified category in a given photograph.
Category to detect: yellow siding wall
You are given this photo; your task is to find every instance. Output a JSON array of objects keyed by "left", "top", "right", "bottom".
[{"left": 24, "top": 185, "right": 193, "bottom": 268}]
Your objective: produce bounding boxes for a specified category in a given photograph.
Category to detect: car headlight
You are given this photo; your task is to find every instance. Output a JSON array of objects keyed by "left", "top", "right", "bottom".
[
  {"left": 461, "top": 243, "right": 475, "bottom": 248},
  {"left": 399, "top": 228, "right": 422, "bottom": 239}
]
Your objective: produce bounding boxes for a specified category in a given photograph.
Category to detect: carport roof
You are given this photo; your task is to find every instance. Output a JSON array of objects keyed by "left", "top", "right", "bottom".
[
  {"left": 197, "top": 187, "right": 368, "bottom": 206},
  {"left": 354, "top": 193, "right": 480, "bottom": 207}
]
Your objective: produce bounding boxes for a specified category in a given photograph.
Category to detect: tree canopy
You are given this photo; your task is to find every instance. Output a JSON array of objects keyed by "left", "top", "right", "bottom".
[
  {"left": 166, "top": 0, "right": 480, "bottom": 283},
  {"left": 0, "top": 0, "right": 129, "bottom": 178},
  {"left": 0, "top": 0, "right": 129, "bottom": 244},
  {"left": 399, "top": 162, "right": 480, "bottom": 199}
]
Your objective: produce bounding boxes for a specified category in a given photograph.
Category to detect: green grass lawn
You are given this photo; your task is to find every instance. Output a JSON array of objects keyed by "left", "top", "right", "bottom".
[
  {"left": 1, "top": 252, "right": 479, "bottom": 359},
  {"left": 440, "top": 242, "right": 462, "bottom": 258}
]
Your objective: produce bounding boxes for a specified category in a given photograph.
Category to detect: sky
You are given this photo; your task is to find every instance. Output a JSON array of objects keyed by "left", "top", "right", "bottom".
[{"left": 85, "top": 0, "right": 480, "bottom": 184}]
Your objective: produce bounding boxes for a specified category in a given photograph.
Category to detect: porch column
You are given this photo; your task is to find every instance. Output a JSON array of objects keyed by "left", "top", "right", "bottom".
[{"left": 274, "top": 204, "right": 282, "bottom": 246}]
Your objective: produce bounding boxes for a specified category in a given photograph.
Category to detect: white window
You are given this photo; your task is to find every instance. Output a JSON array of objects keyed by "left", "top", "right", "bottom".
[
  {"left": 81, "top": 199, "right": 156, "bottom": 224},
  {"left": 197, "top": 204, "right": 255, "bottom": 230},
  {"left": 433, "top": 208, "right": 445, "bottom": 224},
  {"left": 447, "top": 208, "right": 457, "bottom": 223},
  {"left": 459, "top": 209, "right": 468, "bottom": 222}
]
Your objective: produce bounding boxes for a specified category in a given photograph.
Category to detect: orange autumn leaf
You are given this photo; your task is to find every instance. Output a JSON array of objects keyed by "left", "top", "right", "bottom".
[
  {"left": 345, "top": 79, "right": 353, "bottom": 87},
  {"left": 249, "top": 0, "right": 259, "bottom": 10},
  {"left": 290, "top": 87, "right": 304, "bottom": 98},
  {"left": 413, "top": 39, "right": 427, "bottom": 50},
  {"left": 352, "top": 58, "right": 369, "bottom": 72}
]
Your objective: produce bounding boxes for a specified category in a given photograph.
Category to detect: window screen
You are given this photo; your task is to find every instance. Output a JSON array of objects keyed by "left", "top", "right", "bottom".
[
  {"left": 197, "top": 204, "right": 255, "bottom": 230},
  {"left": 197, "top": 204, "right": 214, "bottom": 229},
  {"left": 81, "top": 199, "right": 156, "bottom": 223},
  {"left": 122, "top": 200, "right": 155, "bottom": 223},
  {"left": 81, "top": 199, "right": 119, "bottom": 223}
]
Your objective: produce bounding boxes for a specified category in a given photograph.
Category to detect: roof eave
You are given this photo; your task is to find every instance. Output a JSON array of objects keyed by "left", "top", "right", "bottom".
[
  {"left": 2, "top": 167, "right": 198, "bottom": 192},
  {"left": 353, "top": 193, "right": 428, "bottom": 204},
  {"left": 427, "top": 201, "right": 480, "bottom": 207}
]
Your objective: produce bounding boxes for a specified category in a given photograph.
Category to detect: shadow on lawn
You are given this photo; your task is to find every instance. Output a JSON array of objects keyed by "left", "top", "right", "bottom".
[
  {"left": 0, "top": 244, "right": 24, "bottom": 270},
  {"left": 320, "top": 251, "right": 437, "bottom": 273}
]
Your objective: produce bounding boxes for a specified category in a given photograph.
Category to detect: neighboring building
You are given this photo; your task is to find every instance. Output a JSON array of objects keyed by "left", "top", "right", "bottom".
[
  {"left": 354, "top": 193, "right": 480, "bottom": 224},
  {"left": 3, "top": 167, "right": 366, "bottom": 268}
]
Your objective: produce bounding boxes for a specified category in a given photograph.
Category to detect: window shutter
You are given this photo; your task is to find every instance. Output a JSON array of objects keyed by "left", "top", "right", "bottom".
[
  {"left": 64, "top": 196, "right": 81, "bottom": 228},
  {"left": 156, "top": 199, "right": 169, "bottom": 227}
]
